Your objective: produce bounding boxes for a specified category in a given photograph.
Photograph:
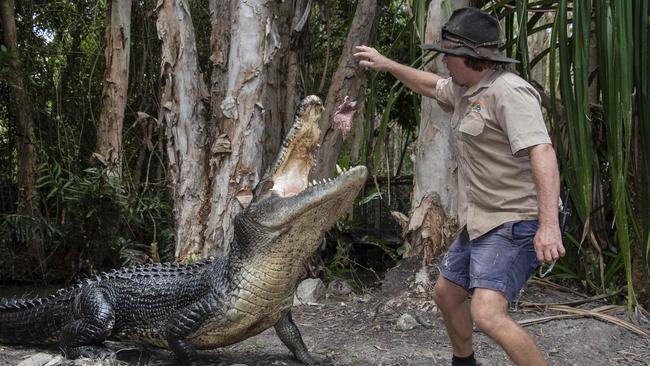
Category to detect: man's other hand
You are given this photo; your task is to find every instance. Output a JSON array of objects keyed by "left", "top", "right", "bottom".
[{"left": 534, "top": 224, "right": 566, "bottom": 263}]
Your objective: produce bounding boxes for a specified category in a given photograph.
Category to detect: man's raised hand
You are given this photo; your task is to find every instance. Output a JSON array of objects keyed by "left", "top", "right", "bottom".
[{"left": 354, "top": 45, "right": 393, "bottom": 71}]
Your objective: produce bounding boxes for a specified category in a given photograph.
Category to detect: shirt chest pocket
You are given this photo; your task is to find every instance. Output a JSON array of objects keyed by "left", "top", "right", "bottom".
[{"left": 458, "top": 114, "right": 486, "bottom": 138}]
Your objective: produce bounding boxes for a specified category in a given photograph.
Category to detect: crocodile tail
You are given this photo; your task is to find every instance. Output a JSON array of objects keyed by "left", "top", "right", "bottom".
[{"left": 0, "top": 289, "right": 74, "bottom": 345}]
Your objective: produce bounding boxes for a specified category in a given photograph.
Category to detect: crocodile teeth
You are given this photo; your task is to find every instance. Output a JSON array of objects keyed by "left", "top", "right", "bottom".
[
  {"left": 312, "top": 179, "right": 318, "bottom": 186},
  {"left": 336, "top": 164, "right": 343, "bottom": 174}
]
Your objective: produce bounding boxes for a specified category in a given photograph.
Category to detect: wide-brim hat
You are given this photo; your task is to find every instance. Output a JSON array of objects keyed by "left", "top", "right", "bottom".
[{"left": 422, "top": 7, "right": 519, "bottom": 64}]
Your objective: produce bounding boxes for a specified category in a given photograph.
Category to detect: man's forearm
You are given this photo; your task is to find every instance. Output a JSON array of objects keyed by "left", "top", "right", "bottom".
[
  {"left": 355, "top": 46, "right": 441, "bottom": 98},
  {"left": 529, "top": 144, "right": 560, "bottom": 226},
  {"left": 384, "top": 60, "right": 441, "bottom": 98}
]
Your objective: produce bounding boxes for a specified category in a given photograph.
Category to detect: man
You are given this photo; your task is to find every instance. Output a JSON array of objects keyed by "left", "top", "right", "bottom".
[{"left": 354, "top": 7, "right": 565, "bottom": 366}]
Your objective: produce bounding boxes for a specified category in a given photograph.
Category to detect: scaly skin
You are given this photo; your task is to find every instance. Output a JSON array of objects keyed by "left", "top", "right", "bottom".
[{"left": 0, "top": 95, "right": 368, "bottom": 366}]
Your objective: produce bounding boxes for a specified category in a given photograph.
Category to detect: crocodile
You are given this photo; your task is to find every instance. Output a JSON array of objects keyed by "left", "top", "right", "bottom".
[{"left": 0, "top": 95, "right": 368, "bottom": 365}]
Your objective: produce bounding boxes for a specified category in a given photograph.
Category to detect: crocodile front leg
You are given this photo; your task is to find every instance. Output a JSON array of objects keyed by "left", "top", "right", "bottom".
[
  {"left": 274, "top": 311, "right": 320, "bottom": 365},
  {"left": 165, "top": 299, "right": 217, "bottom": 366}
]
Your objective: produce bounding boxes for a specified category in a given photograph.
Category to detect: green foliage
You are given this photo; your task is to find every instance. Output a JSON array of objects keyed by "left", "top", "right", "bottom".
[
  {"left": 594, "top": 0, "right": 635, "bottom": 311},
  {"left": 498, "top": 0, "right": 649, "bottom": 310},
  {"left": 305, "top": 0, "right": 359, "bottom": 94},
  {"left": 556, "top": 0, "right": 594, "bottom": 232},
  {"left": 0, "top": 0, "right": 174, "bottom": 283},
  {"left": 0, "top": 45, "right": 15, "bottom": 78},
  {"left": 0, "top": 160, "right": 173, "bottom": 281}
]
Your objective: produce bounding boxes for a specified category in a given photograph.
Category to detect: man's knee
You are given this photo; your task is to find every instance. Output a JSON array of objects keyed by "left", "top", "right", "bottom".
[
  {"left": 433, "top": 277, "right": 468, "bottom": 309},
  {"left": 470, "top": 303, "right": 497, "bottom": 333},
  {"left": 470, "top": 290, "right": 508, "bottom": 334}
]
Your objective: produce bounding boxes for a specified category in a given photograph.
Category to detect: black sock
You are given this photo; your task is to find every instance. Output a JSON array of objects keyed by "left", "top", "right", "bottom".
[{"left": 452, "top": 352, "right": 477, "bottom": 366}]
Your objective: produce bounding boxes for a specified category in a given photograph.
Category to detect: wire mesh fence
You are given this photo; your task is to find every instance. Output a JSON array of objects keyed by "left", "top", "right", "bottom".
[{"left": 353, "top": 175, "right": 413, "bottom": 242}]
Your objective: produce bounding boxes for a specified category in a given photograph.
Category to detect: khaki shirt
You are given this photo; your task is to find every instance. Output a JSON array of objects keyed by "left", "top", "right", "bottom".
[{"left": 433, "top": 70, "right": 551, "bottom": 239}]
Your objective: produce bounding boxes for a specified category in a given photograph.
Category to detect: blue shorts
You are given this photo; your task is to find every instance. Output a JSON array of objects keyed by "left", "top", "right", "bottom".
[{"left": 441, "top": 220, "right": 540, "bottom": 303}]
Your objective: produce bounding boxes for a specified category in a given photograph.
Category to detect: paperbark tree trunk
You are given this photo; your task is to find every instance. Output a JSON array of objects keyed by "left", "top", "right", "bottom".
[
  {"left": 312, "top": 0, "right": 378, "bottom": 180},
  {"left": 93, "top": 0, "right": 132, "bottom": 178},
  {"left": 158, "top": 0, "right": 309, "bottom": 259},
  {"left": 156, "top": 0, "right": 210, "bottom": 260},
  {"left": 401, "top": 1, "right": 468, "bottom": 268},
  {"left": 201, "top": 0, "right": 298, "bottom": 258},
  {"left": 0, "top": 0, "right": 43, "bottom": 266}
]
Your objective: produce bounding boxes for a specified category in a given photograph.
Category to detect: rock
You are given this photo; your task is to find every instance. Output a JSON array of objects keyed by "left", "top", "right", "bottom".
[
  {"left": 43, "top": 356, "right": 63, "bottom": 366},
  {"left": 293, "top": 278, "right": 325, "bottom": 305},
  {"left": 16, "top": 353, "right": 60, "bottom": 366},
  {"left": 431, "top": 305, "right": 438, "bottom": 315},
  {"left": 414, "top": 265, "right": 432, "bottom": 294},
  {"left": 396, "top": 313, "right": 419, "bottom": 331},
  {"left": 327, "top": 278, "right": 353, "bottom": 296}
]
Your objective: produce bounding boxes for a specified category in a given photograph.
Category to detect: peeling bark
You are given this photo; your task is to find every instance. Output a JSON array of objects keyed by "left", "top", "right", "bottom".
[
  {"left": 208, "top": 0, "right": 231, "bottom": 130},
  {"left": 202, "top": 0, "right": 281, "bottom": 258},
  {"left": 0, "top": 0, "right": 43, "bottom": 265},
  {"left": 93, "top": 0, "right": 132, "bottom": 178},
  {"left": 312, "top": 0, "right": 377, "bottom": 180},
  {"left": 401, "top": 1, "right": 469, "bottom": 264},
  {"left": 156, "top": 0, "right": 210, "bottom": 260}
]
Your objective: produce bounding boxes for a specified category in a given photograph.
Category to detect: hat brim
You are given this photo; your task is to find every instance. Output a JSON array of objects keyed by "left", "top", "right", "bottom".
[{"left": 422, "top": 42, "right": 519, "bottom": 64}]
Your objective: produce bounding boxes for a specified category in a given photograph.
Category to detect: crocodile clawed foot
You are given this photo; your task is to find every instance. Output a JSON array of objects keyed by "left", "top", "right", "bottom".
[
  {"left": 297, "top": 352, "right": 332, "bottom": 365},
  {"left": 64, "top": 345, "right": 115, "bottom": 360}
]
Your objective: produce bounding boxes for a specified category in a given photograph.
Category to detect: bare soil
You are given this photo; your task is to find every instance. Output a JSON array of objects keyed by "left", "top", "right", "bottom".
[{"left": 1, "top": 257, "right": 649, "bottom": 366}]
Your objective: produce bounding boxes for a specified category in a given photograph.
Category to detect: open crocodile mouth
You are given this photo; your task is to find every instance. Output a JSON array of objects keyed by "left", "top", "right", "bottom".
[
  {"left": 266, "top": 95, "right": 322, "bottom": 198},
  {"left": 248, "top": 94, "right": 368, "bottom": 231},
  {"left": 258, "top": 94, "right": 365, "bottom": 204}
]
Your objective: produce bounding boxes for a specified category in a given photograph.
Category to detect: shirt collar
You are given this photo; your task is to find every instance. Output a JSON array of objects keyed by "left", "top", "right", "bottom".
[{"left": 463, "top": 69, "right": 502, "bottom": 98}]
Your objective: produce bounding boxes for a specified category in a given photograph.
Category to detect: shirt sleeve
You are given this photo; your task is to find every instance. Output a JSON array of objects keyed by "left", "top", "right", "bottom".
[
  {"left": 433, "top": 78, "right": 458, "bottom": 113},
  {"left": 495, "top": 85, "right": 552, "bottom": 156}
]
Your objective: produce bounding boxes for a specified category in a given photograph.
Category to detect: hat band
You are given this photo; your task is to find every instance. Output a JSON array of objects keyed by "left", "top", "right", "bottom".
[{"left": 442, "top": 32, "right": 501, "bottom": 51}]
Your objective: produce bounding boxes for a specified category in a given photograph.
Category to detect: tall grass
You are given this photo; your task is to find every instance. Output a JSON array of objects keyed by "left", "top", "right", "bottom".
[
  {"left": 521, "top": 0, "right": 647, "bottom": 309},
  {"left": 595, "top": 0, "right": 636, "bottom": 310},
  {"left": 555, "top": 0, "right": 597, "bottom": 278},
  {"left": 515, "top": 0, "right": 530, "bottom": 80}
]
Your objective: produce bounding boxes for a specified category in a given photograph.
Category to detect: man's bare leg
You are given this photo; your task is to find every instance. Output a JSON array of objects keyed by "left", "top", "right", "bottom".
[
  {"left": 433, "top": 276, "right": 474, "bottom": 357},
  {"left": 471, "top": 288, "right": 548, "bottom": 366}
]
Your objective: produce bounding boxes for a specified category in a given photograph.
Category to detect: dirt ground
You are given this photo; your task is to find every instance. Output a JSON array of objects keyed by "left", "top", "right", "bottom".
[{"left": 1, "top": 257, "right": 649, "bottom": 366}]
